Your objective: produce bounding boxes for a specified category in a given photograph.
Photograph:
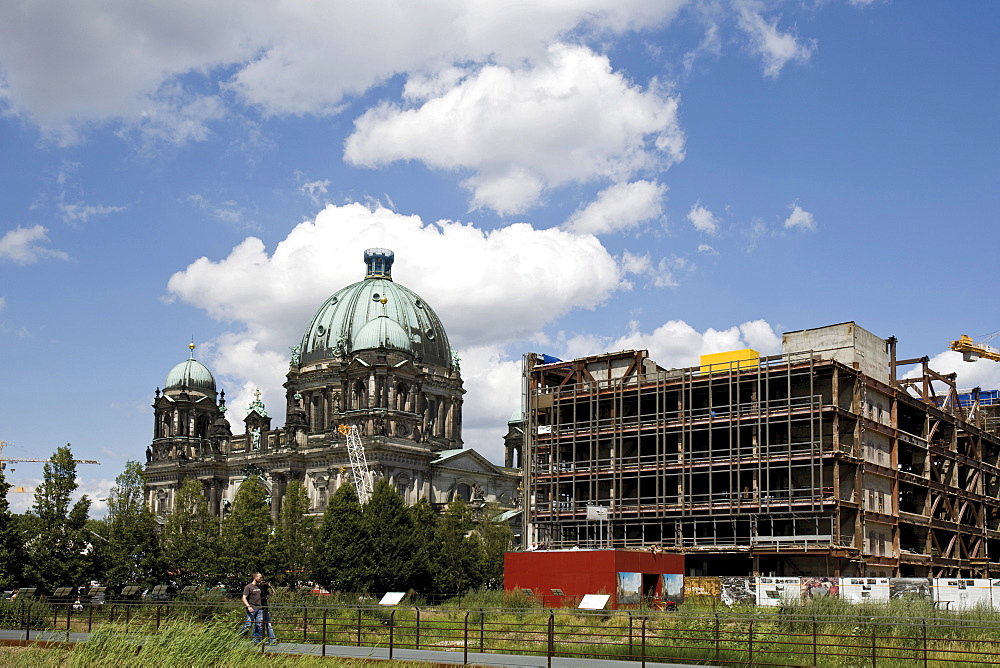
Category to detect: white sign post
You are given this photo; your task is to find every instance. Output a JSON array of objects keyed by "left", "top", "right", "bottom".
[{"left": 586, "top": 505, "right": 609, "bottom": 548}]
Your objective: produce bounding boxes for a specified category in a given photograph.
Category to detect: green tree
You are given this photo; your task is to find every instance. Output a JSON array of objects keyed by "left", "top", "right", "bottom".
[
  {"left": 266, "top": 479, "right": 315, "bottom": 587},
  {"left": 433, "top": 496, "right": 483, "bottom": 595},
  {"left": 407, "top": 497, "right": 438, "bottom": 592},
  {"left": 474, "top": 504, "right": 514, "bottom": 588},
  {"left": 313, "top": 482, "right": 366, "bottom": 592},
  {"left": 361, "top": 478, "right": 421, "bottom": 592},
  {"left": 161, "top": 478, "right": 219, "bottom": 587},
  {"left": 0, "top": 463, "right": 24, "bottom": 588},
  {"left": 218, "top": 479, "right": 272, "bottom": 590},
  {"left": 101, "top": 461, "right": 160, "bottom": 589},
  {"left": 22, "top": 445, "right": 92, "bottom": 590}
]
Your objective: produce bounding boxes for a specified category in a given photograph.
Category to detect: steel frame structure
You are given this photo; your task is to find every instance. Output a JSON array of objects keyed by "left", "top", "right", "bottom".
[{"left": 522, "top": 347, "right": 1000, "bottom": 577}]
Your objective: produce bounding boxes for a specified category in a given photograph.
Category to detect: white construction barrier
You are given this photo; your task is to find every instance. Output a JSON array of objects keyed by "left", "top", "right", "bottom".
[
  {"left": 931, "top": 578, "right": 992, "bottom": 611},
  {"left": 755, "top": 577, "right": 801, "bottom": 606},
  {"left": 839, "top": 577, "right": 890, "bottom": 603}
]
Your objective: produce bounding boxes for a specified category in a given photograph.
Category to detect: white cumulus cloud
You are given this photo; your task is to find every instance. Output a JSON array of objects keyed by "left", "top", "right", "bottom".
[
  {"left": 344, "top": 44, "right": 685, "bottom": 214},
  {"left": 564, "top": 180, "right": 667, "bottom": 235},
  {"left": 454, "top": 344, "right": 525, "bottom": 462},
  {"left": 562, "top": 318, "right": 782, "bottom": 369},
  {"left": 299, "top": 179, "right": 331, "bottom": 207},
  {"left": 784, "top": 203, "right": 816, "bottom": 230},
  {"left": 908, "top": 350, "right": 1000, "bottom": 398},
  {"left": 687, "top": 202, "right": 719, "bottom": 235},
  {"left": 0, "top": 225, "right": 69, "bottom": 264},
  {"left": 58, "top": 202, "right": 125, "bottom": 225},
  {"left": 0, "top": 1, "right": 684, "bottom": 142},
  {"left": 736, "top": 1, "right": 817, "bottom": 78}
]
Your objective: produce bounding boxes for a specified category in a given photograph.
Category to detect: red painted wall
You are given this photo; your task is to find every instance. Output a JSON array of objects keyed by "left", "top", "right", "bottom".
[{"left": 504, "top": 550, "right": 684, "bottom": 608}]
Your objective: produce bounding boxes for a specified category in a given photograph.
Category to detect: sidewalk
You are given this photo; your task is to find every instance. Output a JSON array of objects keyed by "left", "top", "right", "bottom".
[{"left": 0, "top": 628, "right": 707, "bottom": 667}]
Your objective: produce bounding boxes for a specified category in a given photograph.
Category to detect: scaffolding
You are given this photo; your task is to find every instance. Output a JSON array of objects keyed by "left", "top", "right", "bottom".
[
  {"left": 340, "top": 424, "right": 374, "bottom": 504},
  {"left": 521, "top": 330, "right": 1000, "bottom": 579}
]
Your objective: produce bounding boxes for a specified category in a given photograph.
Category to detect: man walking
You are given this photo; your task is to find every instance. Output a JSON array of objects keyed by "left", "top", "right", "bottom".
[
  {"left": 241, "top": 572, "right": 263, "bottom": 641},
  {"left": 241, "top": 572, "right": 277, "bottom": 644}
]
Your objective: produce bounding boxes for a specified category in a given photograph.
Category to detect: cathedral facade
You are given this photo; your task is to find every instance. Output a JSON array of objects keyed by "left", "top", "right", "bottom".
[{"left": 145, "top": 248, "right": 520, "bottom": 519}]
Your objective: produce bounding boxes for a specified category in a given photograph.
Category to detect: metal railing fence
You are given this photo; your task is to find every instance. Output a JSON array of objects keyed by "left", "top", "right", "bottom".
[{"left": 5, "top": 599, "right": 1000, "bottom": 666}]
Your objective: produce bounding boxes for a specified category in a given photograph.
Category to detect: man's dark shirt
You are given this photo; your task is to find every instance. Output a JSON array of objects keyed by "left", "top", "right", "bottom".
[{"left": 243, "top": 582, "right": 262, "bottom": 608}]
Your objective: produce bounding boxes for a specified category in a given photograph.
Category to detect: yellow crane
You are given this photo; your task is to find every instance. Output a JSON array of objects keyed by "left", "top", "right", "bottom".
[
  {"left": 1, "top": 442, "right": 100, "bottom": 495},
  {"left": 0, "top": 440, "right": 100, "bottom": 475},
  {"left": 951, "top": 334, "right": 1000, "bottom": 362}
]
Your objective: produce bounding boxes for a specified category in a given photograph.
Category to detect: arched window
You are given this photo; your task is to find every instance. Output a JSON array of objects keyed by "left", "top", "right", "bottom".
[
  {"left": 455, "top": 483, "right": 472, "bottom": 502},
  {"left": 426, "top": 397, "right": 438, "bottom": 431},
  {"left": 353, "top": 379, "right": 368, "bottom": 409},
  {"left": 396, "top": 474, "right": 411, "bottom": 501},
  {"left": 196, "top": 416, "right": 210, "bottom": 439}
]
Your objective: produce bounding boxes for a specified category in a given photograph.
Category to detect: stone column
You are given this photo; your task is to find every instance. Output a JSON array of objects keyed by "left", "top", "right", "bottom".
[
  {"left": 270, "top": 475, "right": 283, "bottom": 523},
  {"left": 445, "top": 399, "right": 455, "bottom": 439},
  {"left": 206, "top": 478, "right": 219, "bottom": 517}
]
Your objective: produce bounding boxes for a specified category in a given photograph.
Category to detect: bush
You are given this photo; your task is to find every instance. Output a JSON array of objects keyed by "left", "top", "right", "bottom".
[{"left": 0, "top": 597, "right": 51, "bottom": 630}]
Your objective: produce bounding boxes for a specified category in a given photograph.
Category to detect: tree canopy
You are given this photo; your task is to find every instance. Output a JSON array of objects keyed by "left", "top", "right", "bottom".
[
  {"left": 6, "top": 456, "right": 517, "bottom": 596},
  {"left": 313, "top": 482, "right": 366, "bottom": 592},
  {"left": 22, "top": 445, "right": 93, "bottom": 591},
  {"left": 161, "top": 478, "right": 219, "bottom": 587},
  {"left": 361, "top": 478, "right": 422, "bottom": 592},
  {"left": 102, "top": 461, "right": 161, "bottom": 589},
  {"left": 434, "top": 496, "right": 483, "bottom": 595},
  {"left": 0, "top": 462, "right": 23, "bottom": 589},
  {"left": 219, "top": 478, "right": 272, "bottom": 590},
  {"left": 267, "top": 479, "right": 315, "bottom": 587}
]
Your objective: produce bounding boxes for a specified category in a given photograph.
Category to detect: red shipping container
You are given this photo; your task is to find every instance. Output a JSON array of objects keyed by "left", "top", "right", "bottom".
[{"left": 505, "top": 549, "right": 684, "bottom": 609}]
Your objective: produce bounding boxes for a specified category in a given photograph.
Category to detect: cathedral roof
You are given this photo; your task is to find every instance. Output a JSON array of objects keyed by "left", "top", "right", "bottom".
[
  {"left": 164, "top": 343, "right": 217, "bottom": 394},
  {"left": 299, "top": 248, "right": 453, "bottom": 368}
]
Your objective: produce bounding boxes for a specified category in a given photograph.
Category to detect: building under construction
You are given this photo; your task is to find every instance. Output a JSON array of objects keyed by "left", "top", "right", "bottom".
[{"left": 516, "top": 322, "right": 1000, "bottom": 578}]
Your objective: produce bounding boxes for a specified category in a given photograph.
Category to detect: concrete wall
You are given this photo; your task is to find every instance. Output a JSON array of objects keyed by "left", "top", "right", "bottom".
[{"left": 783, "top": 322, "right": 890, "bottom": 384}]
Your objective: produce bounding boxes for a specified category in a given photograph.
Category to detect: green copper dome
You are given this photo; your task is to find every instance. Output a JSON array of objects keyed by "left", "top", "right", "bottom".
[
  {"left": 300, "top": 248, "right": 452, "bottom": 368},
  {"left": 164, "top": 343, "right": 217, "bottom": 394}
]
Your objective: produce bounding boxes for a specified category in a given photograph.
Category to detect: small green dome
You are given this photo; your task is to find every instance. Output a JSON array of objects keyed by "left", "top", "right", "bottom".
[
  {"left": 354, "top": 315, "right": 411, "bottom": 353},
  {"left": 300, "top": 249, "right": 452, "bottom": 368},
  {"left": 165, "top": 346, "right": 216, "bottom": 394}
]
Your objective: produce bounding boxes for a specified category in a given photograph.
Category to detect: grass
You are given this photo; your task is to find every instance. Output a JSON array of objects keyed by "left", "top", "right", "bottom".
[
  {"left": 0, "top": 618, "right": 435, "bottom": 667},
  {"left": 10, "top": 592, "right": 1000, "bottom": 666}
]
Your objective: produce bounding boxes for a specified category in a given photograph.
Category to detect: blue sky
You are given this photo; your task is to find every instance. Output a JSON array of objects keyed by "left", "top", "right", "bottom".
[{"left": 1, "top": 1, "right": 998, "bottom": 515}]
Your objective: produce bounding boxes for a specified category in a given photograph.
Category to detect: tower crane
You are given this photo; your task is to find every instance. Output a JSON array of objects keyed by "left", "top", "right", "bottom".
[
  {"left": 950, "top": 334, "right": 1000, "bottom": 363},
  {"left": 0, "top": 441, "right": 100, "bottom": 493},
  {"left": 337, "top": 425, "right": 374, "bottom": 504}
]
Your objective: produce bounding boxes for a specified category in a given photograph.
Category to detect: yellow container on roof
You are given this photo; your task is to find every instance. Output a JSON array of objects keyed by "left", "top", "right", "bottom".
[{"left": 700, "top": 349, "right": 759, "bottom": 374}]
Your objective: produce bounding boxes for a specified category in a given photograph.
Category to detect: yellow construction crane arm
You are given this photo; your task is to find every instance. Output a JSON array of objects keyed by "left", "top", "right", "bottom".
[
  {"left": 1, "top": 457, "right": 100, "bottom": 464},
  {"left": 0, "top": 442, "right": 101, "bottom": 467},
  {"left": 951, "top": 334, "right": 1000, "bottom": 362}
]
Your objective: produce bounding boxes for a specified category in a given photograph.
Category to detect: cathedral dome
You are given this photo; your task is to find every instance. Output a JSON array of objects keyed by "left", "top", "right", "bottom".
[
  {"left": 164, "top": 344, "right": 217, "bottom": 394},
  {"left": 300, "top": 248, "right": 452, "bottom": 368}
]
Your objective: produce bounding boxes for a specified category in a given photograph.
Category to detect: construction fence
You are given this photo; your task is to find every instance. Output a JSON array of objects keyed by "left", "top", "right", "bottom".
[{"left": 684, "top": 576, "right": 1000, "bottom": 610}]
